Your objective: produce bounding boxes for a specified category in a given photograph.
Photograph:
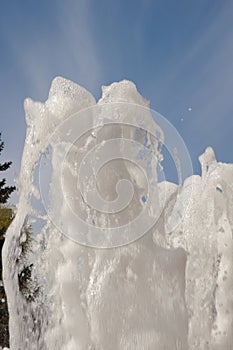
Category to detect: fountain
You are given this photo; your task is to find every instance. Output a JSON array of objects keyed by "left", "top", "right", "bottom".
[{"left": 2, "top": 77, "right": 233, "bottom": 349}]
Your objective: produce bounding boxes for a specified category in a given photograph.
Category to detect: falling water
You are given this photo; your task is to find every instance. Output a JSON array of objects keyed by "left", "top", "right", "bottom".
[{"left": 2, "top": 78, "right": 233, "bottom": 350}]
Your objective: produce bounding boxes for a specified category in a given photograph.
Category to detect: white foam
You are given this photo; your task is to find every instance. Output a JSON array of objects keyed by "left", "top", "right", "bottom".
[{"left": 2, "top": 78, "right": 233, "bottom": 349}]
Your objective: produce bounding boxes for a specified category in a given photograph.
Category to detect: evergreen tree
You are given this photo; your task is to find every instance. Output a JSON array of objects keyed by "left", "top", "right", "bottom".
[
  {"left": 0, "top": 133, "right": 16, "bottom": 279},
  {"left": 0, "top": 133, "right": 16, "bottom": 203}
]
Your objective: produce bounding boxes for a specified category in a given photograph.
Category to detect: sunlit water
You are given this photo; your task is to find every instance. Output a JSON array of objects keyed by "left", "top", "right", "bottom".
[{"left": 2, "top": 78, "right": 233, "bottom": 350}]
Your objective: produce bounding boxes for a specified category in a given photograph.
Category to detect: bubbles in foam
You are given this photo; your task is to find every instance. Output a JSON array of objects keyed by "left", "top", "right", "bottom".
[{"left": 2, "top": 77, "right": 233, "bottom": 350}]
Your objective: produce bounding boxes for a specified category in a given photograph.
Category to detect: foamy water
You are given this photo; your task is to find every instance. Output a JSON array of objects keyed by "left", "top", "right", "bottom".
[{"left": 2, "top": 78, "right": 233, "bottom": 349}]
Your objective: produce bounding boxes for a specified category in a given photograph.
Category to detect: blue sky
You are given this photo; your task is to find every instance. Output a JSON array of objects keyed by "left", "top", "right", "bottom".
[{"left": 0, "top": 0, "right": 233, "bottom": 200}]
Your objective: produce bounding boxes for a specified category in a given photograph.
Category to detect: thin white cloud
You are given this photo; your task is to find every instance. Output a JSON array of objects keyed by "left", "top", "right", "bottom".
[
  {"left": 3, "top": 0, "right": 102, "bottom": 100},
  {"left": 156, "top": 2, "right": 233, "bottom": 132},
  {"left": 56, "top": 0, "right": 102, "bottom": 90},
  {"left": 0, "top": 0, "right": 103, "bottom": 203}
]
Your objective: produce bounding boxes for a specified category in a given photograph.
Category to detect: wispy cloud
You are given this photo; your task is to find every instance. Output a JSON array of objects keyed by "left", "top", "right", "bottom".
[
  {"left": 2, "top": 0, "right": 102, "bottom": 100},
  {"left": 0, "top": 0, "right": 103, "bottom": 201},
  {"left": 1, "top": 0, "right": 233, "bottom": 193},
  {"left": 152, "top": 2, "right": 233, "bottom": 157},
  {"left": 56, "top": 0, "right": 102, "bottom": 91}
]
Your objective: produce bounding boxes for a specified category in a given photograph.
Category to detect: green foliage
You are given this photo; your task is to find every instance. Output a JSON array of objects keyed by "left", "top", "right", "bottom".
[
  {"left": 0, "top": 133, "right": 16, "bottom": 204},
  {"left": 19, "top": 219, "right": 33, "bottom": 258},
  {"left": 18, "top": 263, "right": 40, "bottom": 302},
  {"left": 17, "top": 220, "right": 40, "bottom": 301},
  {"left": 0, "top": 205, "right": 15, "bottom": 279},
  {"left": 0, "top": 132, "right": 16, "bottom": 279},
  {"left": 0, "top": 132, "right": 39, "bottom": 300},
  {"left": 0, "top": 205, "right": 14, "bottom": 241}
]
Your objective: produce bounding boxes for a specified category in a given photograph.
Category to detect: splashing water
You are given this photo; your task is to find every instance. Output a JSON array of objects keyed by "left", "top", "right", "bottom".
[{"left": 2, "top": 78, "right": 233, "bottom": 350}]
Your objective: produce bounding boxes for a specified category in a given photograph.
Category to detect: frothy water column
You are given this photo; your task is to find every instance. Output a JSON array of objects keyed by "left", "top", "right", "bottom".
[{"left": 2, "top": 78, "right": 233, "bottom": 350}]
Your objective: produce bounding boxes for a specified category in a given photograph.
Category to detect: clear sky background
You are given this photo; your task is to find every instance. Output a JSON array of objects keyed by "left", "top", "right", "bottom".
[{"left": 0, "top": 0, "right": 233, "bottom": 202}]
